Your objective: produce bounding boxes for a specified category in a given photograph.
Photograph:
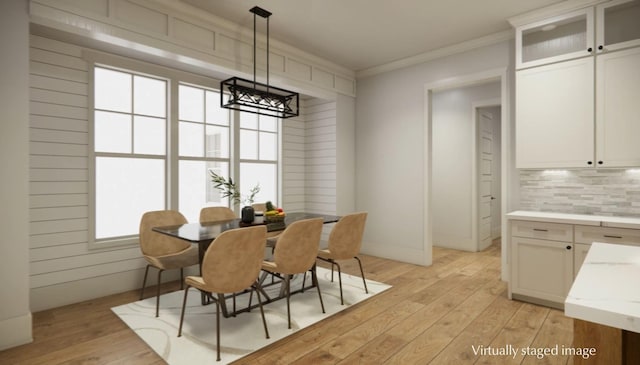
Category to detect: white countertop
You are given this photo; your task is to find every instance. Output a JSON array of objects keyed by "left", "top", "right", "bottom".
[
  {"left": 506, "top": 210, "right": 640, "bottom": 229},
  {"left": 565, "top": 242, "right": 640, "bottom": 333}
]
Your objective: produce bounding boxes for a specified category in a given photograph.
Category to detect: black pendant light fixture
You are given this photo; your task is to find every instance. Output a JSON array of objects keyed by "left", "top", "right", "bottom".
[{"left": 220, "top": 6, "right": 299, "bottom": 119}]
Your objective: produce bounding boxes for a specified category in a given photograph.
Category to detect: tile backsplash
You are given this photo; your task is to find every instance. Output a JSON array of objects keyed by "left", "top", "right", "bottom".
[{"left": 519, "top": 169, "right": 640, "bottom": 217}]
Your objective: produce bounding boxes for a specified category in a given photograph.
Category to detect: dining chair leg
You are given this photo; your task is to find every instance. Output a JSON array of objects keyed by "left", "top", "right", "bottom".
[
  {"left": 140, "top": 265, "right": 150, "bottom": 300},
  {"left": 180, "top": 268, "right": 184, "bottom": 290},
  {"left": 331, "top": 261, "right": 335, "bottom": 282},
  {"left": 311, "top": 265, "right": 325, "bottom": 313},
  {"left": 285, "top": 275, "right": 291, "bottom": 329},
  {"left": 253, "top": 281, "right": 270, "bottom": 339},
  {"left": 334, "top": 260, "right": 344, "bottom": 305},
  {"left": 216, "top": 299, "right": 221, "bottom": 361},
  {"left": 257, "top": 271, "right": 273, "bottom": 302},
  {"left": 301, "top": 272, "right": 307, "bottom": 292},
  {"left": 232, "top": 293, "right": 236, "bottom": 317},
  {"left": 355, "top": 256, "right": 368, "bottom": 294},
  {"left": 156, "top": 269, "right": 164, "bottom": 317},
  {"left": 177, "top": 285, "right": 191, "bottom": 337}
]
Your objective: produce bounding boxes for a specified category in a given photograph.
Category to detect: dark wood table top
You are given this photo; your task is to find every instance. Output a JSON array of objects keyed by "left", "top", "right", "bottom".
[{"left": 152, "top": 212, "right": 340, "bottom": 243}]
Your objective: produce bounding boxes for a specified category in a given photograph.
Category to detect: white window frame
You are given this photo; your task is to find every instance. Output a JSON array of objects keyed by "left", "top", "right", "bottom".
[{"left": 85, "top": 51, "right": 281, "bottom": 249}]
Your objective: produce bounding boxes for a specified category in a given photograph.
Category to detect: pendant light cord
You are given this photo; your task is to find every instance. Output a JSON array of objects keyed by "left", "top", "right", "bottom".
[
  {"left": 251, "top": 9, "right": 271, "bottom": 93},
  {"left": 266, "top": 16, "right": 270, "bottom": 93},
  {"left": 253, "top": 11, "right": 256, "bottom": 88}
]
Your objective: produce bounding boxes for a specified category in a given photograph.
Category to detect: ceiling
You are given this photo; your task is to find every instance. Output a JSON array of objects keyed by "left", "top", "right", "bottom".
[{"left": 180, "top": 0, "right": 567, "bottom": 72}]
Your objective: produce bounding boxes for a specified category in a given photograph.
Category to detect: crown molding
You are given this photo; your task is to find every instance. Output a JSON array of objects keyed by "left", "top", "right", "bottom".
[
  {"left": 507, "top": 0, "right": 607, "bottom": 27},
  {"left": 356, "top": 29, "right": 514, "bottom": 79},
  {"left": 146, "top": 0, "right": 355, "bottom": 78}
]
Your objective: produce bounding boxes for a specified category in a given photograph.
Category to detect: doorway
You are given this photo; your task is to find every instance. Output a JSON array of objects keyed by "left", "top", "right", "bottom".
[
  {"left": 475, "top": 103, "right": 502, "bottom": 251},
  {"left": 423, "top": 68, "right": 510, "bottom": 280},
  {"left": 431, "top": 82, "right": 501, "bottom": 252}
]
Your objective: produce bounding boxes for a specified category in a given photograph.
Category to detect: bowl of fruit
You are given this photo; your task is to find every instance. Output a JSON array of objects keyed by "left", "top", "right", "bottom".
[{"left": 264, "top": 201, "right": 286, "bottom": 223}]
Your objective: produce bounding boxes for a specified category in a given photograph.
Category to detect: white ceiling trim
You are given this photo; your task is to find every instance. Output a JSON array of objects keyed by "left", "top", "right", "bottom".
[
  {"left": 150, "top": 0, "right": 356, "bottom": 77},
  {"left": 356, "top": 29, "right": 514, "bottom": 79},
  {"left": 508, "top": 0, "right": 605, "bottom": 27}
]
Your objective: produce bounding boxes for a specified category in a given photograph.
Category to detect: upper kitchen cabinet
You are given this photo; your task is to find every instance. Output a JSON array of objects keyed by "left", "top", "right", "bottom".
[
  {"left": 516, "top": 8, "right": 594, "bottom": 69},
  {"left": 596, "top": 46, "right": 640, "bottom": 167},
  {"left": 596, "top": 0, "right": 640, "bottom": 53},
  {"left": 516, "top": 57, "right": 594, "bottom": 168},
  {"left": 514, "top": 0, "right": 640, "bottom": 169}
]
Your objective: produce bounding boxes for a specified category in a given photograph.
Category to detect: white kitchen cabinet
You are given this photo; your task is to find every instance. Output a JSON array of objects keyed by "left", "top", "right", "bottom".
[
  {"left": 511, "top": 236, "right": 574, "bottom": 305},
  {"left": 575, "top": 224, "right": 640, "bottom": 246},
  {"left": 514, "top": 0, "right": 640, "bottom": 169},
  {"left": 516, "top": 57, "right": 594, "bottom": 168},
  {"left": 508, "top": 212, "right": 640, "bottom": 308},
  {"left": 573, "top": 224, "right": 640, "bottom": 278},
  {"left": 515, "top": 0, "right": 640, "bottom": 69},
  {"left": 595, "top": 46, "right": 640, "bottom": 167},
  {"left": 596, "top": 0, "right": 640, "bottom": 53},
  {"left": 573, "top": 243, "right": 591, "bottom": 278},
  {"left": 510, "top": 220, "right": 574, "bottom": 306},
  {"left": 515, "top": 7, "right": 593, "bottom": 69}
]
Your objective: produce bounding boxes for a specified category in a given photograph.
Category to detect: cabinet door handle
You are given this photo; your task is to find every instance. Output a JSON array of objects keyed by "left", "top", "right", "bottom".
[
  {"left": 587, "top": 47, "right": 593, "bottom": 52},
  {"left": 598, "top": 161, "right": 603, "bottom": 165},
  {"left": 533, "top": 228, "right": 548, "bottom": 232},
  {"left": 604, "top": 235, "right": 623, "bottom": 239},
  {"left": 598, "top": 45, "right": 604, "bottom": 51},
  {"left": 566, "top": 245, "right": 572, "bottom": 250},
  {"left": 587, "top": 161, "right": 593, "bottom": 165}
]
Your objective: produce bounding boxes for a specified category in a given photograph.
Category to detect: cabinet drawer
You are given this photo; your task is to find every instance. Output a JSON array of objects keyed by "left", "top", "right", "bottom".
[
  {"left": 575, "top": 225, "right": 640, "bottom": 246},
  {"left": 511, "top": 220, "right": 573, "bottom": 242}
]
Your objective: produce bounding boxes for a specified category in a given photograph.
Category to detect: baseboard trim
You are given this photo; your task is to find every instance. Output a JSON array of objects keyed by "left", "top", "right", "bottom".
[
  {"left": 30, "top": 266, "right": 199, "bottom": 312},
  {"left": 512, "top": 293, "right": 564, "bottom": 310},
  {"left": 0, "top": 313, "right": 32, "bottom": 351},
  {"left": 362, "top": 243, "right": 427, "bottom": 266}
]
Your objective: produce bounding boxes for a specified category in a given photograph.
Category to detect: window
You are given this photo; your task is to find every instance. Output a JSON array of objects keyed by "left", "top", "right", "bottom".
[
  {"left": 178, "top": 84, "right": 231, "bottom": 222},
  {"left": 93, "top": 67, "right": 167, "bottom": 240},
  {"left": 92, "top": 63, "right": 280, "bottom": 243},
  {"left": 239, "top": 113, "right": 279, "bottom": 207},
  {"left": 177, "top": 84, "right": 280, "bottom": 222}
]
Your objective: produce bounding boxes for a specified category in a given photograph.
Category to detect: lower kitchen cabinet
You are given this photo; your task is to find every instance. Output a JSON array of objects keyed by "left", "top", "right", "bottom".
[
  {"left": 573, "top": 243, "right": 591, "bottom": 279},
  {"left": 511, "top": 236, "right": 574, "bottom": 305},
  {"left": 508, "top": 212, "right": 640, "bottom": 309}
]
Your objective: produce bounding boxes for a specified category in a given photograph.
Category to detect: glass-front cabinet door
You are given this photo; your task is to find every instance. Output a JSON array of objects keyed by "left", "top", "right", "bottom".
[
  {"left": 516, "top": 7, "right": 594, "bottom": 69},
  {"left": 596, "top": 0, "right": 640, "bottom": 53}
]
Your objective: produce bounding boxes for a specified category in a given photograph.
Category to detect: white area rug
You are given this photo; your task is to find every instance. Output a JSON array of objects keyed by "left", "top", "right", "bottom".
[{"left": 112, "top": 267, "right": 391, "bottom": 364}]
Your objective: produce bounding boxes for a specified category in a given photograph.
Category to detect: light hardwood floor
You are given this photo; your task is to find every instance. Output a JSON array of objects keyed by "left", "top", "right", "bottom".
[{"left": 0, "top": 241, "right": 575, "bottom": 364}]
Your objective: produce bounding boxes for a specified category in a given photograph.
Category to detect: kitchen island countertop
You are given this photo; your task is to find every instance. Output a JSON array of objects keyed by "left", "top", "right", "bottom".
[{"left": 565, "top": 242, "right": 640, "bottom": 333}]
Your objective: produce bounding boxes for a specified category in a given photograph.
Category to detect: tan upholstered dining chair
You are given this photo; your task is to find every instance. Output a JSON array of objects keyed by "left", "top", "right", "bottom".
[
  {"left": 178, "top": 225, "right": 269, "bottom": 362},
  {"left": 316, "top": 212, "right": 369, "bottom": 305},
  {"left": 199, "top": 206, "right": 236, "bottom": 223},
  {"left": 261, "top": 217, "right": 325, "bottom": 329},
  {"left": 139, "top": 210, "right": 199, "bottom": 317}
]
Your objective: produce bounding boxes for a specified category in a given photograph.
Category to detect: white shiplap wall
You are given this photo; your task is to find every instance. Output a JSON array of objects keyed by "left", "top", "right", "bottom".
[
  {"left": 281, "top": 112, "right": 306, "bottom": 212},
  {"left": 28, "top": 35, "right": 341, "bottom": 311},
  {"left": 29, "top": 35, "right": 151, "bottom": 311},
  {"left": 304, "top": 99, "right": 338, "bottom": 215},
  {"left": 281, "top": 98, "right": 338, "bottom": 216}
]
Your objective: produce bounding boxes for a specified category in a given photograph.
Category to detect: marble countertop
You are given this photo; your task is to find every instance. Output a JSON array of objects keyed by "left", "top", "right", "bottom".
[
  {"left": 506, "top": 210, "right": 640, "bottom": 229},
  {"left": 565, "top": 242, "right": 640, "bottom": 333}
]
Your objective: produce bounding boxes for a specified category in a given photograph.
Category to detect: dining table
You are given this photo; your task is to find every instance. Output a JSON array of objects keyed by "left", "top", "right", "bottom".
[{"left": 152, "top": 212, "right": 340, "bottom": 317}]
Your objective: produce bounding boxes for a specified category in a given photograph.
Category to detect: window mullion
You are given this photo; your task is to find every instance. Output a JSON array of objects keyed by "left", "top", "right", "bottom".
[
  {"left": 232, "top": 109, "right": 241, "bottom": 213},
  {"left": 130, "top": 75, "right": 135, "bottom": 154},
  {"left": 168, "top": 79, "right": 179, "bottom": 210}
]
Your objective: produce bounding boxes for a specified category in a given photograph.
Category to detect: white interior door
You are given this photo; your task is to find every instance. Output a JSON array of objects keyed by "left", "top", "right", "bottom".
[{"left": 478, "top": 110, "right": 494, "bottom": 251}]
